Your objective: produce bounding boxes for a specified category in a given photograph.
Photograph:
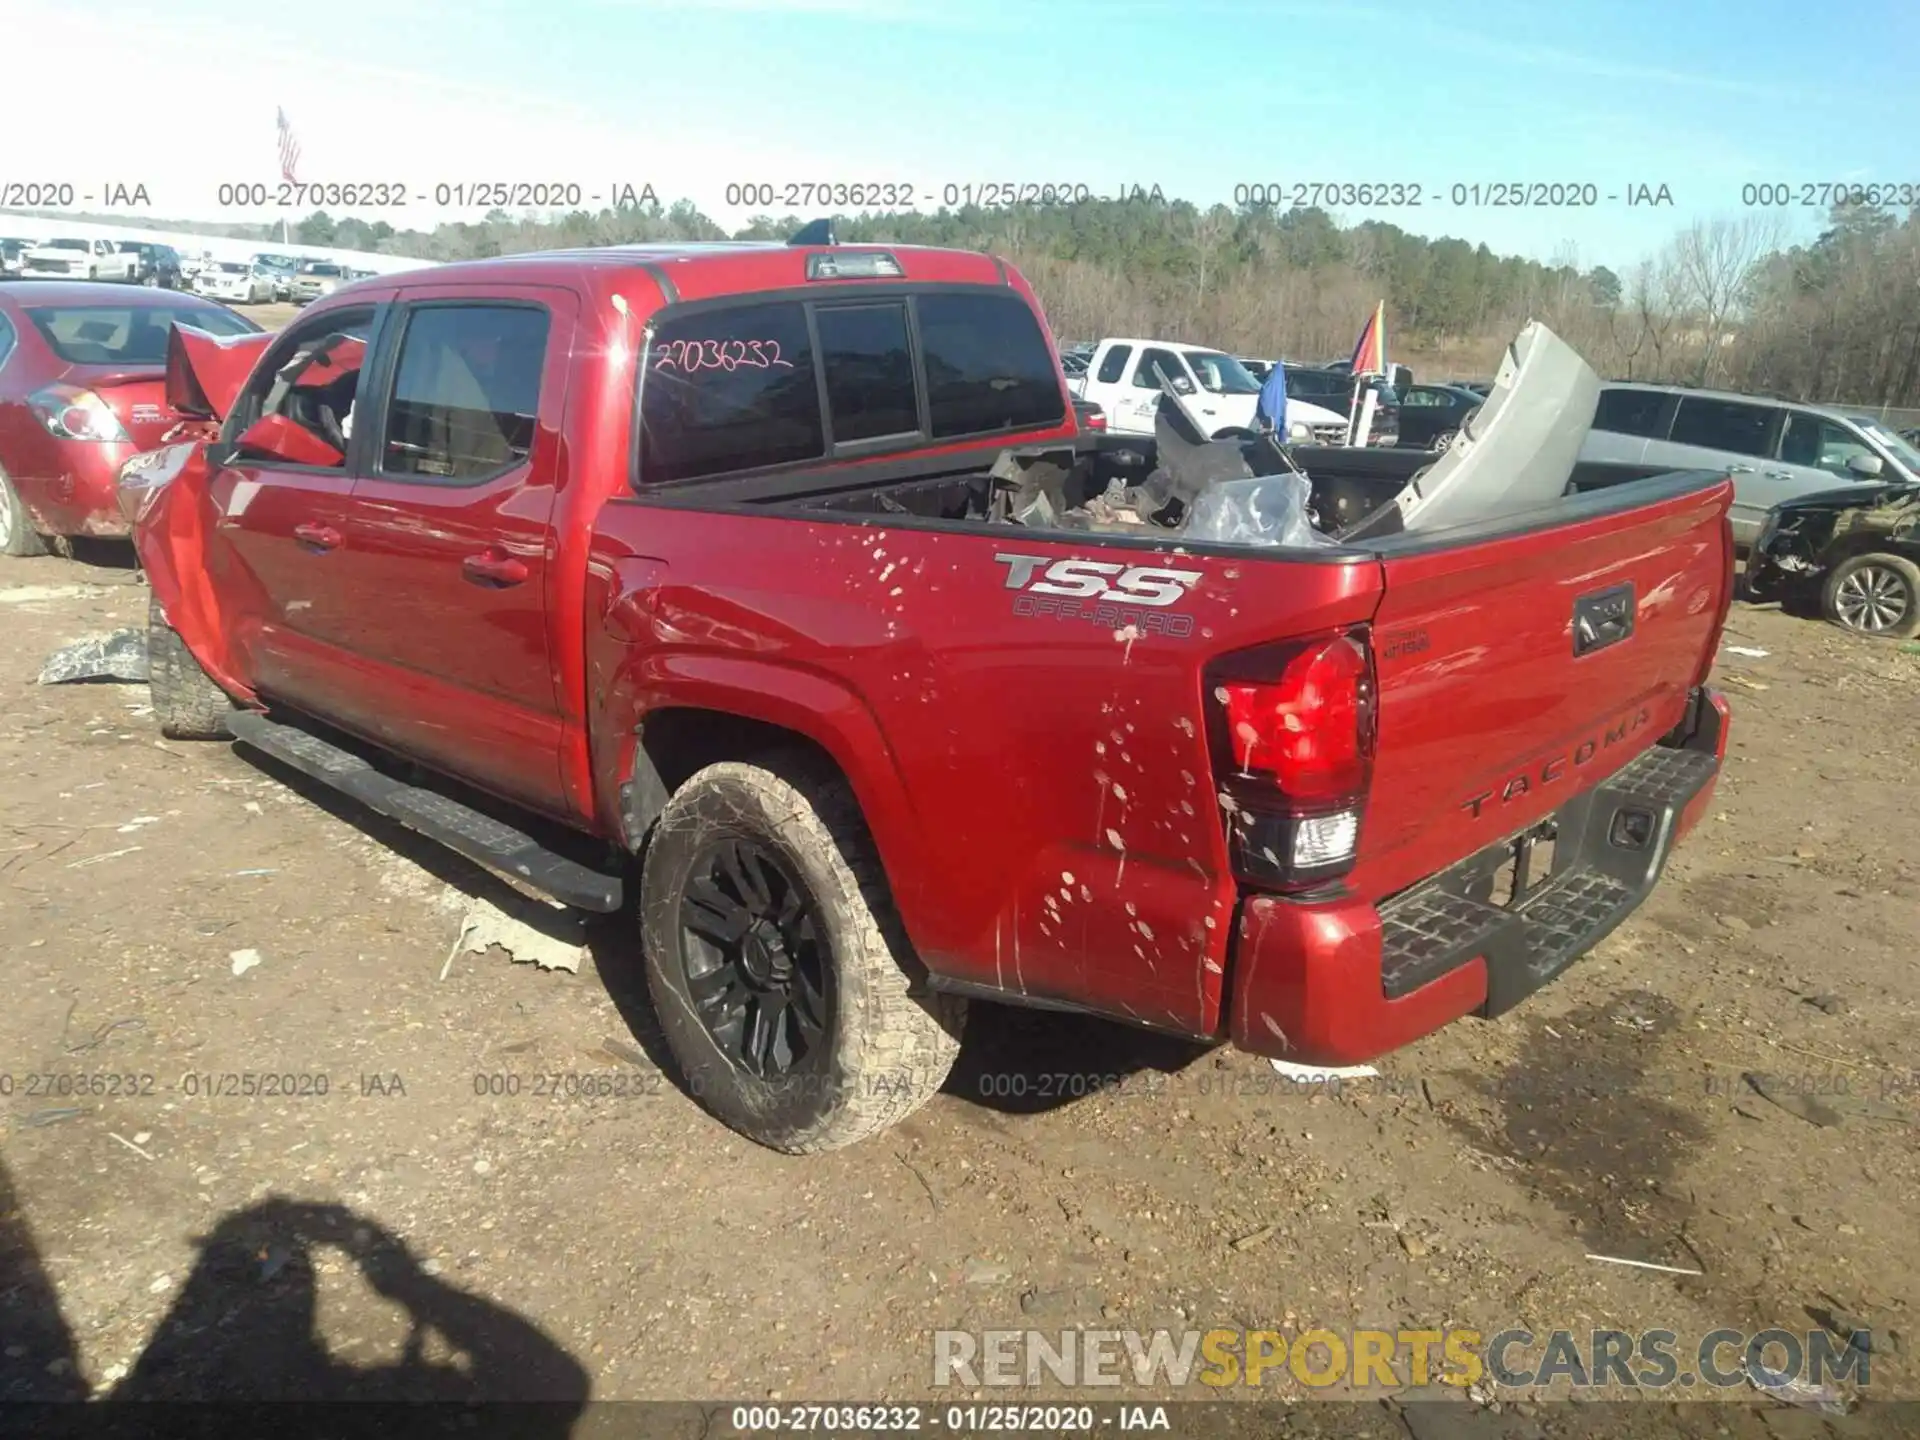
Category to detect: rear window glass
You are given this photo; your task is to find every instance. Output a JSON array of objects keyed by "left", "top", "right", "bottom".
[
  {"left": 817, "top": 303, "right": 918, "bottom": 443},
  {"left": 917, "top": 292, "right": 1064, "bottom": 438},
  {"left": 1095, "top": 344, "right": 1132, "bottom": 384},
  {"left": 1670, "top": 396, "right": 1774, "bottom": 457},
  {"left": 639, "top": 301, "right": 824, "bottom": 484},
  {"left": 24, "top": 304, "right": 260, "bottom": 364},
  {"left": 1593, "top": 388, "right": 1669, "bottom": 437}
]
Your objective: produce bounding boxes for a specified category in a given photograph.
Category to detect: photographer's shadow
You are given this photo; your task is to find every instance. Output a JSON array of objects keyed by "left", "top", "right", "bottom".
[{"left": 107, "top": 1195, "right": 589, "bottom": 1417}]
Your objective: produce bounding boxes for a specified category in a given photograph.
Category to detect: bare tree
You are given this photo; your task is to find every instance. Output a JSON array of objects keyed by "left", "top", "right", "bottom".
[
  {"left": 1670, "top": 214, "right": 1786, "bottom": 386},
  {"left": 1187, "top": 206, "right": 1233, "bottom": 329}
]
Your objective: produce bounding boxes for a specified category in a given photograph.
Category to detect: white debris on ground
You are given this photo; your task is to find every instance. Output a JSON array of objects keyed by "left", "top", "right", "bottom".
[
  {"left": 1270, "top": 1057, "right": 1380, "bottom": 1083},
  {"left": 229, "top": 948, "right": 263, "bottom": 976},
  {"left": 37, "top": 629, "right": 149, "bottom": 684},
  {"left": 0, "top": 584, "right": 115, "bottom": 606},
  {"left": 450, "top": 892, "right": 588, "bottom": 975}
]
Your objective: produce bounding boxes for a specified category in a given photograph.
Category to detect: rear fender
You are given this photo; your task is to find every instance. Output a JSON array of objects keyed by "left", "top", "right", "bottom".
[
  {"left": 592, "top": 651, "right": 925, "bottom": 917},
  {"left": 130, "top": 443, "right": 258, "bottom": 705}
]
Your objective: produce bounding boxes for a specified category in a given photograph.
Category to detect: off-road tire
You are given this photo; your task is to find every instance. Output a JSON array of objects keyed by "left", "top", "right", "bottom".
[
  {"left": 1821, "top": 552, "right": 1920, "bottom": 640},
  {"left": 0, "top": 464, "right": 48, "bottom": 557},
  {"left": 639, "top": 753, "right": 966, "bottom": 1153},
  {"left": 147, "top": 598, "right": 236, "bottom": 738}
]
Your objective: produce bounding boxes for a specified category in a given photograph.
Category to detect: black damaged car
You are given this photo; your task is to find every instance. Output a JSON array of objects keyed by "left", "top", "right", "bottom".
[{"left": 1743, "top": 481, "right": 1920, "bottom": 638}]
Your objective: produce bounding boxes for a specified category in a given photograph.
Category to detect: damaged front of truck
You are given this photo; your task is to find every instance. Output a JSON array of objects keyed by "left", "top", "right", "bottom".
[{"left": 118, "top": 322, "right": 278, "bottom": 703}]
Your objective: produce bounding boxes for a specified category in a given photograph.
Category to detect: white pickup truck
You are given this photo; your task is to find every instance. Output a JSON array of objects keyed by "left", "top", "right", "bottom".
[
  {"left": 21, "top": 237, "right": 139, "bottom": 281},
  {"left": 1068, "top": 337, "right": 1351, "bottom": 444}
]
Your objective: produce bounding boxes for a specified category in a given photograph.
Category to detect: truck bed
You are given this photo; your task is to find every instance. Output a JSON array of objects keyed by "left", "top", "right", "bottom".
[
  {"left": 594, "top": 446, "right": 1734, "bottom": 1049},
  {"left": 643, "top": 439, "right": 1699, "bottom": 548}
]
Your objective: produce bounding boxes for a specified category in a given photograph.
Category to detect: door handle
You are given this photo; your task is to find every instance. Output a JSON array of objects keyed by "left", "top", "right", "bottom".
[
  {"left": 463, "top": 549, "right": 529, "bottom": 587},
  {"left": 293, "top": 522, "right": 341, "bottom": 551},
  {"left": 1764, "top": 470, "right": 1794, "bottom": 480},
  {"left": 1725, "top": 464, "right": 1755, "bottom": 473}
]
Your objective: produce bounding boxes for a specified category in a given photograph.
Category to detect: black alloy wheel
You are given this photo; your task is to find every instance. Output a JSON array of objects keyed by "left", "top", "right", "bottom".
[{"left": 677, "top": 837, "right": 832, "bottom": 1079}]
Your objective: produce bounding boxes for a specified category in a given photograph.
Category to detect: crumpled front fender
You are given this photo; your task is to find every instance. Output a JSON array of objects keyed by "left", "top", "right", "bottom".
[{"left": 129, "top": 444, "right": 258, "bottom": 707}]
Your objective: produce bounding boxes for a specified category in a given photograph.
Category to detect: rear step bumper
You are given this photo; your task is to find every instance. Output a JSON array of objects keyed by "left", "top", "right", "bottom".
[
  {"left": 1228, "top": 689, "right": 1729, "bottom": 1066},
  {"left": 226, "top": 711, "right": 623, "bottom": 912}
]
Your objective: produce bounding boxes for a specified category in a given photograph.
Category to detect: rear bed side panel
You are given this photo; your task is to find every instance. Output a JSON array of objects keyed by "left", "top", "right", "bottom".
[
  {"left": 585, "top": 502, "right": 1383, "bottom": 1037},
  {"left": 1354, "top": 478, "right": 1734, "bottom": 903}
]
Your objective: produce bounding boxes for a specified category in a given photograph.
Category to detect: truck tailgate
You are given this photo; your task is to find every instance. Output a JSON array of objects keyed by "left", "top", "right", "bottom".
[{"left": 1355, "top": 473, "right": 1733, "bottom": 912}]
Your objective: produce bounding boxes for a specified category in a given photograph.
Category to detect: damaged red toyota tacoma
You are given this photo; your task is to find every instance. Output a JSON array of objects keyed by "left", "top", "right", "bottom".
[{"left": 127, "top": 233, "right": 1734, "bottom": 1153}]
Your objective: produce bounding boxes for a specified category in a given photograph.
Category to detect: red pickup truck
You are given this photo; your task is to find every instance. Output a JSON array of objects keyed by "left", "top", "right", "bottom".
[{"left": 129, "top": 236, "right": 1734, "bottom": 1153}]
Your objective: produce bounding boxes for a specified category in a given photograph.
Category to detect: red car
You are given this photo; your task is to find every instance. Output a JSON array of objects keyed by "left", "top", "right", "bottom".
[
  {"left": 0, "top": 281, "right": 260, "bottom": 554},
  {"left": 131, "top": 238, "right": 1734, "bottom": 1154}
]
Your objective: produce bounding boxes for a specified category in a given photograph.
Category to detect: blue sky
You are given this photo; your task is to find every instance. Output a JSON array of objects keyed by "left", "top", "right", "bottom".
[{"left": 6, "top": 0, "right": 1915, "bottom": 268}]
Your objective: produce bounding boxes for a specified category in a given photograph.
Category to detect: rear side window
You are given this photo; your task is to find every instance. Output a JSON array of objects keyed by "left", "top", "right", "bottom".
[
  {"left": 817, "top": 303, "right": 918, "bottom": 443},
  {"left": 1095, "top": 344, "right": 1132, "bottom": 384},
  {"left": 917, "top": 292, "right": 1064, "bottom": 437},
  {"left": 380, "top": 305, "right": 550, "bottom": 481},
  {"left": 640, "top": 301, "right": 824, "bottom": 484},
  {"left": 1780, "top": 413, "right": 1874, "bottom": 476},
  {"left": 24, "top": 304, "right": 259, "bottom": 364},
  {"left": 1134, "top": 348, "right": 1185, "bottom": 390},
  {"left": 1669, "top": 396, "right": 1775, "bottom": 457},
  {"left": 1593, "top": 388, "right": 1670, "bottom": 437}
]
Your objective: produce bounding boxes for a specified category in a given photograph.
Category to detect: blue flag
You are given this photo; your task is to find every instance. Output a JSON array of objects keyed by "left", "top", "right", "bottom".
[{"left": 1257, "top": 363, "right": 1288, "bottom": 430}]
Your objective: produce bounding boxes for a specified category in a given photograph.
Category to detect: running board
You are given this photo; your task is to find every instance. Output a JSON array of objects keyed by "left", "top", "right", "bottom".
[{"left": 225, "top": 710, "right": 623, "bottom": 912}]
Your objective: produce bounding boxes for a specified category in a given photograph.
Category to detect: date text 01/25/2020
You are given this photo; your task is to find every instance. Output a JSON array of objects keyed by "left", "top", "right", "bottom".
[
  {"left": 1231, "top": 181, "right": 1676, "bottom": 208},
  {"left": 208, "top": 181, "right": 661, "bottom": 210},
  {"left": 719, "top": 182, "right": 1169, "bottom": 210}
]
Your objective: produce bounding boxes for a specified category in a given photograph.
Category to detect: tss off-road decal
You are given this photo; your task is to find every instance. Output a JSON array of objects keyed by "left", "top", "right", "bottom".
[{"left": 993, "top": 553, "right": 1202, "bottom": 636}]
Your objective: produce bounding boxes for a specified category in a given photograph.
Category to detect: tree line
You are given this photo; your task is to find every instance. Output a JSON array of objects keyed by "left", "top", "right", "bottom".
[{"left": 30, "top": 191, "right": 1919, "bottom": 405}]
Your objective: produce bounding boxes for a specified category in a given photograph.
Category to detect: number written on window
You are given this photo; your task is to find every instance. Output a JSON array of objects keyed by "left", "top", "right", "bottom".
[{"left": 652, "top": 339, "right": 796, "bottom": 373}]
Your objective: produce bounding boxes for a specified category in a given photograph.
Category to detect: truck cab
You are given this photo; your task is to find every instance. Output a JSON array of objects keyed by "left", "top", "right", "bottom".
[{"left": 23, "top": 237, "right": 136, "bottom": 282}]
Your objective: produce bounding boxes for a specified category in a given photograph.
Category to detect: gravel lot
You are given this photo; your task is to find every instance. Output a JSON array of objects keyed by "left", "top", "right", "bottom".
[{"left": 2, "top": 544, "right": 1916, "bottom": 1436}]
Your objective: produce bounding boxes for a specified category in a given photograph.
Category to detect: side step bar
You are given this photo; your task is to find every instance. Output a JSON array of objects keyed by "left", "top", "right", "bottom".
[{"left": 226, "top": 710, "right": 623, "bottom": 912}]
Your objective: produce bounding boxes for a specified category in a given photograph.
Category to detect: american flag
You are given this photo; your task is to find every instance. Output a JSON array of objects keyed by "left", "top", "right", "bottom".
[{"left": 276, "top": 108, "right": 301, "bottom": 184}]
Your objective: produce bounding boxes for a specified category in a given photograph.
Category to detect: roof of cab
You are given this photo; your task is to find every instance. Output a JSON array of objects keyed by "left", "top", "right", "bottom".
[{"left": 377, "top": 242, "right": 1018, "bottom": 306}]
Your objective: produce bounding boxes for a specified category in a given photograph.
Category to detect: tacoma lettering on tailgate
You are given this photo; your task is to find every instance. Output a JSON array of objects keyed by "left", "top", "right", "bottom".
[{"left": 1460, "top": 705, "right": 1653, "bottom": 817}]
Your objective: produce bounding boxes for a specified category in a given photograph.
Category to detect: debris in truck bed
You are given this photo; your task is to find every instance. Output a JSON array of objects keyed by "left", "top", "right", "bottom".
[
  {"left": 38, "top": 629, "right": 148, "bottom": 685},
  {"left": 1185, "top": 473, "right": 1334, "bottom": 547},
  {"left": 1344, "top": 320, "right": 1599, "bottom": 538}
]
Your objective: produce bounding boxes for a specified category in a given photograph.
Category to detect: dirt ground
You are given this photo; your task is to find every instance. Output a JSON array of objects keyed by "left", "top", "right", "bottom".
[
  {"left": 248, "top": 302, "right": 303, "bottom": 331},
  {"left": 2, "top": 542, "right": 1917, "bottom": 1437}
]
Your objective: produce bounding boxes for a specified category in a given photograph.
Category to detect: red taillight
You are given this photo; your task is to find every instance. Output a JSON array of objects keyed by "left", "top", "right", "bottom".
[
  {"left": 29, "top": 385, "right": 130, "bottom": 443},
  {"left": 1088, "top": 410, "right": 1107, "bottom": 430},
  {"left": 1207, "top": 630, "right": 1376, "bottom": 889},
  {"left": 1220, "top": 635, "right": 1371, "bottom": 801}
]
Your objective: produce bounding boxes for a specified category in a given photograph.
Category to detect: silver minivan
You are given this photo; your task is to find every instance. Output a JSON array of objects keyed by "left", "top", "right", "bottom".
[{"left": 1578, "top": 383, "right": 1920, "bottom": 545}]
